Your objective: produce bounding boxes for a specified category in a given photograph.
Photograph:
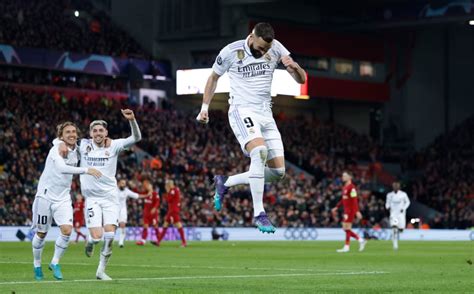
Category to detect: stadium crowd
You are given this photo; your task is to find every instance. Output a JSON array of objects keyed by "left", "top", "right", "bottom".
[
  {"left": 408, "top": 117, "right": 474, "bottom": 229},
  {"left": 0, "top": 0, "right": 146, "bottom": 58},
  {"left": 0, "top": 85, "right": 391, "bottom": 229},
  {"left": 3, "top": 85, "right": 470, "bottom": 230}
]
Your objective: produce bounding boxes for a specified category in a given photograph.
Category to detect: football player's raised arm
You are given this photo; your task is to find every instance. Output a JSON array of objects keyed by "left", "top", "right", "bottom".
[
  {"left": 121, "top": 109, "right": 142, "bottom": 149},
  {"left": 385, "top": 194, "right": 391, "bottom": 210}
]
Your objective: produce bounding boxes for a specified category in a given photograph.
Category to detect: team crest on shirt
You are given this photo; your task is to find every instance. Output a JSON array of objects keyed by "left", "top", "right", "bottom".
[
  {"left": 264, "top": 53, "right": 272, "bottom": 62},
  {"left": 105, "top": 151, "right": 110, "bottom": 157},
  {"left": 85, "top": 145, "right": 91, "bottom": 155},
  {"left": 237, "top": 50, "right": 245, "bottom": 60},
  {"left": 249, "top": 128, "right": 255, "bottom": 134}
]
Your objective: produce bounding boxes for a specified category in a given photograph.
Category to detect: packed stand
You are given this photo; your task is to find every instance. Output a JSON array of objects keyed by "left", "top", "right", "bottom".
[
  {"left": 0, "top": 0, "right": 147, "bottom": 58},
  {"left": 408, "top": 116, "right": 474, "bottom": 229},
  {"left": 0, "top": 85, "right": 391, "bottom": 229}
]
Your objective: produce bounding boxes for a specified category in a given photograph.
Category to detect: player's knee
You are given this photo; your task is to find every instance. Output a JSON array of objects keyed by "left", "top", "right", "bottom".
[
  {"left": 60, "top": 225, "right": 73, "bottom": 236},
  {"left": 249, "top": 146, "right": 268, "bottom": 176},
  {"left": 37, "top": 232, "right": 47, "bottom": 239}
]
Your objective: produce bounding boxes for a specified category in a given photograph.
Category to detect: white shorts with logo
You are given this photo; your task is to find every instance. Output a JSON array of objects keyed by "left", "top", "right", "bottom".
[
  {"left": 32, "top": 196, "right": 73, "bottom": 233},
  {"left": 228, "top": 104, "right": 284, "bottom": 159},
  {"left": 118, "top": 204, "right": 128, "bottom": 223},
  {"left": 390, "top": 213, "right": 406, "bottom": 229},
  {"left": 84, "top": 196, "right": 119, "bottom": 228}
]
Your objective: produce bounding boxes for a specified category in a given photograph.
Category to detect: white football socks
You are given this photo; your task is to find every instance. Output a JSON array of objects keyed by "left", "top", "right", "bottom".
[
  {"left": 98, "top": 231, "right": 115, "bottom": 274},
  {"left": 225, "top": 167, "right": 285, "bottom": 187},
  {"left": 248, "top": 146, "right": 267, "bottom": 217},
  {"left": 32, "top": 234, "right": 46, "bottom": 268},
  {"left": 51, "top": 233, "right": 70, "bottom": 265}
]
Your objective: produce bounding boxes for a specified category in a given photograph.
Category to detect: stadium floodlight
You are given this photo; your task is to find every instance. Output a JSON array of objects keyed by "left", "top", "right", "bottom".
[
  {"left": 469, "top": 20, "right": 474, "bottom": 25},
  {"left": 176, "top": 68, "right": 303, "bottom": 97},
  {"left": 74, "top": 10, "right": 79, "bottom": 17}
]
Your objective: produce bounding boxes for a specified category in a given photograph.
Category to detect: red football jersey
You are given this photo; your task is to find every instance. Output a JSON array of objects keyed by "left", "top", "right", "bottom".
[
  {"left": 73, "top": 201, "right": 85, "bottom": 222},
  {"left": 164, "top": 187, "right": 181, "bottom": 213},
  {"left": 336, "top": 182, "right": 359, "bottom": 213},
  {"left": 144, "top": 191, "right": 160, "bottom": 212}
]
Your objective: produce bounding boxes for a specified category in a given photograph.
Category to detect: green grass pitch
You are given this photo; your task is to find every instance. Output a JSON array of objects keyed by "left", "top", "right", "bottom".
[{"left": 0, "top": 241, "right": 472, "bottom": 293}]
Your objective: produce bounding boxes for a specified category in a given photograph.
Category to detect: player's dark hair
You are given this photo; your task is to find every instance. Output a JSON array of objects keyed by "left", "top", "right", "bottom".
[
  {"left": 253, "top": 22, "right": 274, "bottom": 43},
  {"left": 56, "top": 121, "right": 80, "bottom": 139}
]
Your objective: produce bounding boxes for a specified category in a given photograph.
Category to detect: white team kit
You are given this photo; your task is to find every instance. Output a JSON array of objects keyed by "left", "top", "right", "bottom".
[
  {"left": 79, "top": 137, "right": 137, "bottom": 228},
  {"left": 213, "top": 36, "right": 290, "bottom": 158},
  {"left": 386, "top": 190, "right": 411, "bottom": 229},
  {"left": 117, "top": 187, "right": 139, "bottom": 223},
  {"left": 33, "top": 144, "right": 88, "bottom": 233}
]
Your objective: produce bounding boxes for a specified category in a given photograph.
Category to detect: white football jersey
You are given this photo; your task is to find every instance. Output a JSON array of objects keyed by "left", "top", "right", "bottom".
[
  {"left": 118, "top": 187, "right": 139, "bottom": 208},
  {"left": 79, "top": 138, "right": 130, "bottom": 198},
  {"left": 386, "top": 190, "right": 411, "bottom": 215},
  {"left": 213, "top": 36, "right": 290, "bottom": 105},
  {"left": 36, "top": 144, "right": 87, "bottom": 202}
]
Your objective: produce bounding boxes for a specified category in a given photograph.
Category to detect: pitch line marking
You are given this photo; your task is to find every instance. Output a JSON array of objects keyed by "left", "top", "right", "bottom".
[
  {"left": 0, "top": 271, "right": 389, "bottom": 285},
  {"left": 0, "top": 261, "right": 349, "bottom": 272}
]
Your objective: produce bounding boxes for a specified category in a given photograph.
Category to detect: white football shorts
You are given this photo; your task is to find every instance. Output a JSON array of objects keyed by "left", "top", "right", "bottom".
[
  {"left": 32, "top": 196, "right": 73, "bottom": 233},
  {"left": 84, "top": 195, "right": 119, "bottom": 228},
  {"left": 390, "top": 213, "right": 406, "bottom": 229},
  {"left": 228, "top": 104, "right": 284, "bottom": 159}
]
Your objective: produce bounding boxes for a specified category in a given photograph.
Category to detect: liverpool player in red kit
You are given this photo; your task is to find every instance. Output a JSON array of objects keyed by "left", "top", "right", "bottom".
[
  {"left": 136, "top": 180, "right": 160, "bottom": 246},
  {"left": 155, "top": 180, "right": 187, "bottom": 247},
  {"left": 331, "top": 171, "right": 367, "bottom": 253},
  {"left": 73, "top": 194, "right": 86, "bottom": 243}
]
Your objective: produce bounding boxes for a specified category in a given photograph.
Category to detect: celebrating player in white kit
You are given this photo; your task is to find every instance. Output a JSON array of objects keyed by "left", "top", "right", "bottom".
[
  {"left": 117, "top": 178, "right": 149, "bottom": 248},
  {"left": 386, "top": 181, "right": 411, "bottom": 250},
  {"left": 32, "top": 122, "right": 102, "bottom": 281},
  {"left": 77, "top": 109, "right": 141, "bottom": 280},
  {"left": 196, "top": 23, "right": 306, "bottom": 233}
]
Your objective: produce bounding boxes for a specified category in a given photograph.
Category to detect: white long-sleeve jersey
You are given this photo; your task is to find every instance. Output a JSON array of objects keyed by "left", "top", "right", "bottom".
[
  {"left": 79, "top": 120, "right": 141, "bottom": 198},
  {"left": 386, "top": 190, "right": 411, "bottom": 216},
  {"left": 36, "top": 144, "right": 87, "bottom": 202},
  {"left": 118, "top": 187, "right": 139, "bottom": 209},
  {"left": 212, "top": 36, "right": 290, "bottom": 106}
]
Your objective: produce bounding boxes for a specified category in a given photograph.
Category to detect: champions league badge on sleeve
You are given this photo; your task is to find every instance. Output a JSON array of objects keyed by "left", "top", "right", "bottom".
[
  {"left": 237, "top": 50, "right": 245, "bottom": 60},
  {"left": 216, "top": 56, "right": 222, "bottom": 65}
]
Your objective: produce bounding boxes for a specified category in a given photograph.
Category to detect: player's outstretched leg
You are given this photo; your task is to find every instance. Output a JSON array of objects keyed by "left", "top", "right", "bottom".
[
  {"left": 213, "top": 175, "right": 229, "bottom": 211},
  {"left": 253, "top": 212, "right": 276, "bottom": 233}
]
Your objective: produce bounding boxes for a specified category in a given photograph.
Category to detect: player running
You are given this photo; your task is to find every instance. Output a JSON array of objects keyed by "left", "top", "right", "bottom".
[
  {"left": 136, "top": 179, "right": 161, "bottom": 246},
  {"left": 331, "top": 171, "right": 367, "bottom": 253},
  {"left": 386, "top": 181, "right": 411, "bottom": 250},
  {"left": 196, "top": 22, "right": 306, "bottom": 233},
  {"left": 59, "top": 109, "right": 141, "bottom": 280},
  {"left": 73, "top": 193, "right": 87, "bottom": 243},
  {"left": 155, "top": 180, "right": 187, "bottom": 247},
  {"left": 117, "top": 178, "right": 150, "bottom": 248},
  {"left": 32, "top": 122, "right": 101, "bottom": 281}
]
